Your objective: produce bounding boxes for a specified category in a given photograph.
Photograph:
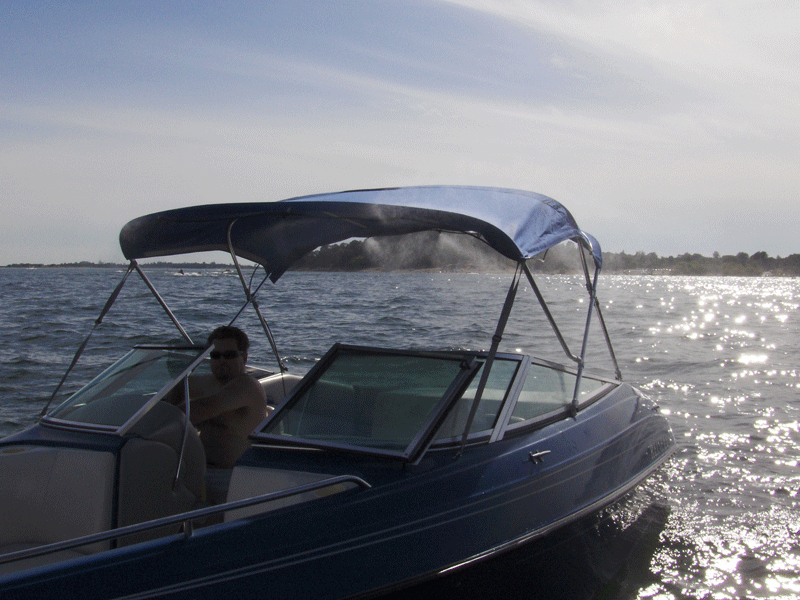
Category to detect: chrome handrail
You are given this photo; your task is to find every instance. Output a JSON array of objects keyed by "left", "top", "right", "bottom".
[{"left": 0, "top": 475, "right": 371, "bottom": 567}]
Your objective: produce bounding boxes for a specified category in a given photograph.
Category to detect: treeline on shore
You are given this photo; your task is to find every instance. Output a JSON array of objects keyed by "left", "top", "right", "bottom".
[
  {"left": 290, "top": 232, "right": 800, "bottom": 276},
  {"left": 601, "top": 250, "right": 799, "bottom": 276},
  {"left": 5, "top": 232, "right": 799, "bottom": 276}
]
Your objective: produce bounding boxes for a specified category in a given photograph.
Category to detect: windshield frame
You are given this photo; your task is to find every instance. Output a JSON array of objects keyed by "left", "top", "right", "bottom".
[
  {"left": 41, "top": 345, "right": 210, "bottom": 435},
  {"left": 253, "top": 344, "right": 482, "bottom": 462}
]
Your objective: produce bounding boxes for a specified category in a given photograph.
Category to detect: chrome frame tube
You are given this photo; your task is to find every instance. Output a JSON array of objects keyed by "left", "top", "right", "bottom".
[
  {"left": 524, "top": 241, "right": 622, "bottom": 414},
  {"left": 521, "top": 262, "right": 580, "bottom": 365},
  {"left": 226, "top": 221, "right": 287, "bottom": 372},
  {"left": 457, "top": 263, "right": 522, "bottom": 458},
  {"left": 571, "top": 262, "right": 598, "bottom": 414},
  {"left": 172, "top": 375, "right": 192, "bottom": 491},
  {"left": 581, "top": 244, "right": 621, "bottom": 381},
  {"left": 40, "top": 262, "right": 137, "bottom": 416},
  {"left": 575, "top": 243, "right": 622, "bottom": 378},
  {"left": 132, "top": 261, "right": 193, "bottom": 344}
]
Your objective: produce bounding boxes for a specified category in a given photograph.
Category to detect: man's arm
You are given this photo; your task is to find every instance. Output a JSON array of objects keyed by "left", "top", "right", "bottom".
[{"left": 188, "top": 375, "right": 265, "bottom": 425}]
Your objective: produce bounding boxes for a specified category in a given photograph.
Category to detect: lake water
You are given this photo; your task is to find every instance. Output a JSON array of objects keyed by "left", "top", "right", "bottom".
[{"left": 1, "top": 267, "right": 798, "bottom": 598}]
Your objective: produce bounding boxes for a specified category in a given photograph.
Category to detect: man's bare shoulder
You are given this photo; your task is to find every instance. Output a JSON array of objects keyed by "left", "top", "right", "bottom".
[{"left": 233, "top": 373, "right": 267, "bottom": 401}]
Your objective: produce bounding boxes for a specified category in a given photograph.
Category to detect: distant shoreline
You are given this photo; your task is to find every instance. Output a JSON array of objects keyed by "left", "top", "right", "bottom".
[
  {"left": 1, "top": 262, "right": 228, "bottom": 270},
  {"left": 7, "top": 239, "right": 798, "bottom": 277},
  {"left": 2, "top": 260, "right": 797, "bottom": 277}
]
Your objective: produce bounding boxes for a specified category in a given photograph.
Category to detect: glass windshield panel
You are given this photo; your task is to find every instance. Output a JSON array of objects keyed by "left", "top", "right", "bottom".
[
  {"left": 261, "top": 349, "right": 473, "bottom": 452},
  {"left": 434, "top": 358, "right": 520, "bottom": 439},
  {"left": 47, "top": 347, "right": 204, "bottom": 428},
  {"left": 511, "top": 363, "right": 607, "bottom": 422}
]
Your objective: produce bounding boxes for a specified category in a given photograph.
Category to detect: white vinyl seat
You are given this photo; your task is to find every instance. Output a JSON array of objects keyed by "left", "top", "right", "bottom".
[
  {"left": 260, "top": 373, "right": 303, "bottom": 410},
  {"left": 0, "top": 402, "right": 207, "bottom": 574},
  {"left": 117, "top": 402, "right": 206, "bottom": 545},
  {"left": 0, "top": 445, "right": 116, "bottom": 574}
]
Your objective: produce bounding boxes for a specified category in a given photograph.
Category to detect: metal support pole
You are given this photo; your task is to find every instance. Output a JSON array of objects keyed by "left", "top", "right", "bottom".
[
  {"left": 133, "top": 261, "right": 193, "bottom": 344},
  {"left": 456, "top": 264, "right": 521, "bottom": 458},
  {"left": 226, "top": 221, "right": 287, "bottom": 372},
  {"left": 173, "top": 374, "right": 192, "bottom": 491},
  {"left": 571, "top": 250, "right": 600, "bottom": 415},
  {"left": 521, "top": 262, "right": 580, "bottom": 364},
  {"left": 40, "top": 262, "right": 136, "bottom": 416}
]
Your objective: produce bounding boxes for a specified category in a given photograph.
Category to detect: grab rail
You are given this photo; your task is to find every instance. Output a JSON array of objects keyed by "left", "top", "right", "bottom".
[{"left": 0, "top": 474, "right": 371, "bottom": 567}]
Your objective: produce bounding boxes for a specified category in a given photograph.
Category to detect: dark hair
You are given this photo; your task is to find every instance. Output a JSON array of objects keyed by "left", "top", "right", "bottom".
[{"left": 207, "top": 326, "right": 250, "bottom": 353}]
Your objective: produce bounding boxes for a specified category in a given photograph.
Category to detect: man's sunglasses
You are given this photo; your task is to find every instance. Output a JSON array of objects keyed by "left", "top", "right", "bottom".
[{"left": 210, "top": 350, "right": 242, "bottom": 360}]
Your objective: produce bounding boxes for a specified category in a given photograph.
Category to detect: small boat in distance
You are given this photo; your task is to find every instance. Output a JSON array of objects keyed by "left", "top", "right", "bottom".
[{"left": 0, "top": 186, "right": 675, "bottom": 599}]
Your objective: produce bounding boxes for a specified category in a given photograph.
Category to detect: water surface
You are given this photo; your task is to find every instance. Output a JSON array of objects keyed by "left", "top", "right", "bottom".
[{"left": 1, "top": 268, "right": 798, "bottom": 598}]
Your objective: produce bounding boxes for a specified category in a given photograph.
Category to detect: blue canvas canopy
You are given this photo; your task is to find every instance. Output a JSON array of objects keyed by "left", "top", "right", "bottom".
[{"left": 119, "top": 186, "right": 601, "bottom": 281}]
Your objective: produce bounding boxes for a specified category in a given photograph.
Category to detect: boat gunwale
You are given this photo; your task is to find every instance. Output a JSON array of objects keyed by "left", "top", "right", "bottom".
[{"left": 0, "top": 474, "right": 372, "bottom": 571}]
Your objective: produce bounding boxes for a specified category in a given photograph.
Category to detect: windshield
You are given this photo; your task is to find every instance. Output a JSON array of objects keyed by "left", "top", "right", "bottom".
[
  {"left": 45, "top": 346, "right": 206, "bottom": 431},
  {"left": 257, "top": 345, "right": 479, "bottom": 460},
  {"left": 433, "top": 357, "right": 521, "bottom": 440}
]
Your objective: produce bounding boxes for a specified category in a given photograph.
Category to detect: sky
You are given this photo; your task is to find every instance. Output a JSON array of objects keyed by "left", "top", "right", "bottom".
[{"left": 2, "top": 0, "right": 798, "bottom": 265}]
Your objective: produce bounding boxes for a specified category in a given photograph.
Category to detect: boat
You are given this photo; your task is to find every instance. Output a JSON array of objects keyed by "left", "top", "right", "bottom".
[{"left": 0, "top": 186, "right": 675, "bottom": 599}]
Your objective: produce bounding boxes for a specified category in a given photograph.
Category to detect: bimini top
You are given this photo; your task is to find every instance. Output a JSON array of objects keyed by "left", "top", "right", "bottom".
[{"left": 120, "top": 186, "right": 601, "bottom": 281}]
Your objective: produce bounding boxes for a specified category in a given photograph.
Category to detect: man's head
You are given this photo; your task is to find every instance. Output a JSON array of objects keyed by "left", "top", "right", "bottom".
[{"left": 207, "top": 326, "right": 249, "bottom": 383}]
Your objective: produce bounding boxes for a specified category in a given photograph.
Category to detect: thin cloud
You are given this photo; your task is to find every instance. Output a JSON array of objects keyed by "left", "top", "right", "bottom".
[{"left": 1, "top": 1, "right": 797, "bottom": 263}]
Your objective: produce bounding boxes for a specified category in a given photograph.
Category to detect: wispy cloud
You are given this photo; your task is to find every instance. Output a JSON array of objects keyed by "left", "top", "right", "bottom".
[{"left": 1, "top": 1, "right": 797, "bottom": 263}]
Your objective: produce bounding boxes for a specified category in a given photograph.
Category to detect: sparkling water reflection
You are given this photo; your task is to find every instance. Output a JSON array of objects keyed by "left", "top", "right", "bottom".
[
  {"left": 611, "top": 275, "right": 800, "bottom": 600},
  {"left": 0, "top": 269, "right": 798, "bottom": 597}
]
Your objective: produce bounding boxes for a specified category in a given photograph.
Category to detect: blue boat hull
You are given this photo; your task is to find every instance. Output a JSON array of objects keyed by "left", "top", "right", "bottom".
[{"left": 0, "top": 383, "right": 673, "bottom": 600}]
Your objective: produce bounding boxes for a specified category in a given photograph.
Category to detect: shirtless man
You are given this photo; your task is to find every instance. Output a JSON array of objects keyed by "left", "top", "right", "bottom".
[{"left": 178, "top": 326, "right": 267, "bottom": 470}]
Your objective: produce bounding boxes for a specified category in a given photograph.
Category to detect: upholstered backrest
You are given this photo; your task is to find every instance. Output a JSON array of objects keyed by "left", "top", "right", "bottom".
[
  {"left": 296, "top": 380, "right": 358, "bottom": 436},
  {"left": 0, "top": 445, "right": 116, "bottom": 560},
  {"left": 370, "top": 391, "right": 437, "bottom": 443},
  {"left": 260, "top": 373, "right": 303, "bottom": 410},
  {"left": 126, "top": 401, "right": 205, "bottom": 497},
  {"left": 117, "top": 402, "right": 206, "bottom": 545}
]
